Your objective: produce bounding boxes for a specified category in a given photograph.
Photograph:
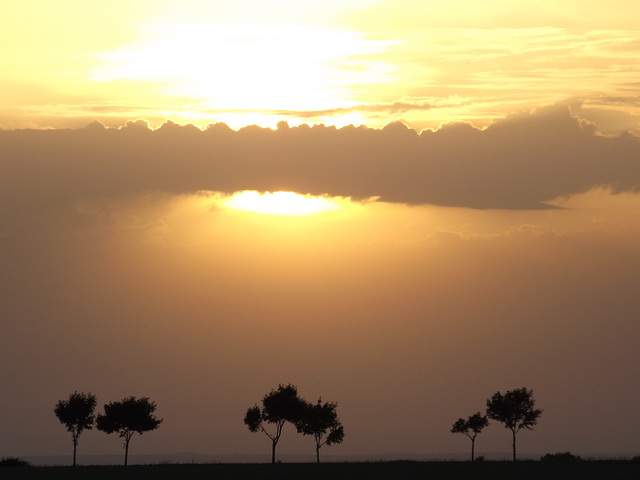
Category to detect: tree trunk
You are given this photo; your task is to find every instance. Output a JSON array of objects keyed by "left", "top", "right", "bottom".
[
  {"left": 73, "top": 439, "right": 77, "bottom": 467},
  {"left": 512, "top": 429, "right": 517, "bottom": 461},
  {"left": 471, "top": 438, "right": 475, "bottom": 462},
  {"left": 124, "top": 437, "right": 130, "bottom": 466},
  {"left": 271, "top": 439, "right": 277, "bottom": 464},
  {"left": 316, "top": 444, "right": 320, "bottom": 463}
]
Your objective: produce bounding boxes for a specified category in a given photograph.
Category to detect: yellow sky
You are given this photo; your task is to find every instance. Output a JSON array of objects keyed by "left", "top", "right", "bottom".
[{"left": 2, "top": 0, "right": 639, "bottom": 131}]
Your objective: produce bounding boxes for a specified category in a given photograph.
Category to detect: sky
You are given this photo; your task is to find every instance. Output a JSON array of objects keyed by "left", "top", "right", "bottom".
[{"left": 1, "top": 0, "right": 640, "bottom": 462}]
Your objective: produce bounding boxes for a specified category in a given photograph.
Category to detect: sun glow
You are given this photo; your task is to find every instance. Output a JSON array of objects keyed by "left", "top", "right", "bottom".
[
  {"left": 89, "top": 21, "right": 396, "bottom": 123},
  {"left": 223, "top": 191, "right": 342, "bottom": 216}
]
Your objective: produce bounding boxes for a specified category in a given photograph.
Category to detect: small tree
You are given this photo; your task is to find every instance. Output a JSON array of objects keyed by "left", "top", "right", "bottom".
[
  {"left": 541, "top": 451, "right": 581, "bottom": 462},
  {"left": 296, "top": 398, "right": 344, "bottom": 463},
  {"left": 96, "top": 396, "right": 162, "bottom": 466},
  {"left": 486, "top": 387, "right": 542, "bottom": 461},
  {"left": 450, "top": 412, "right": 489, "bottom": 461},
  {"left": 244, "top": 384, "right": 306, "bottom": 463},
  {"left": 54, "top": 391, "right": 97, "bottom": 466}
]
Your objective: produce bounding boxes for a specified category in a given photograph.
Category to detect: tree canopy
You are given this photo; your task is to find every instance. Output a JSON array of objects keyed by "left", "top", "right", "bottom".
[
  {"left": 244, "top": 384, "right": 306, "bottom": 463},
  {"left": 450, "top": 412, "right": 488, "bottom": 461},
  {"left": 96, "top": 396, "right": 162, "bottom": 466},
  {"left": 296, "top": 398, "right": 344, "bottom": 463},
  {"left": 486, "top": 387, "right": 543, "bottom": 461},
  {"left": 54, "top": 391, "right": 97, "bottom": 466}
]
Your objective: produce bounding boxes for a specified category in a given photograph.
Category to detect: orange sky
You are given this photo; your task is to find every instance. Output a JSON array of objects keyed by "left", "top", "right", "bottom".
[{"left": 1, "top": 0, "right": 640, "bottom": 463}]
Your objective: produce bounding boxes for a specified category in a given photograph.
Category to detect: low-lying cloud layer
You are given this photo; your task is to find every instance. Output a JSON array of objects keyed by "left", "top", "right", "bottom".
[{"left": 2, "top": 105, "right": 639, "bottom": 229}]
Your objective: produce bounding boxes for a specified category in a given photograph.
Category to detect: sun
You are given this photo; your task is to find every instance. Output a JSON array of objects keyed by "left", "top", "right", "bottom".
[
  {"left": 89, "top": 19, "right": 396, "bottom": 128},
  {"left": 223, "top": 191, "right": 341, "bottom": 216}
]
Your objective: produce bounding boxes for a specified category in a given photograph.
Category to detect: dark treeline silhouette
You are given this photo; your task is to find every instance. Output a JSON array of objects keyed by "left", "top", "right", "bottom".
[
  {"left": 452, "top": 387, "right": 542, "bottom": 462},
  {"left": 53, "top": 386, "right": 544, "bottom": 465},
  {"left": 244, "top": 384, "right": 344, "bottom": 463},
  {"left": 54, "top": 393, "right": 161, "bottom": 466}
]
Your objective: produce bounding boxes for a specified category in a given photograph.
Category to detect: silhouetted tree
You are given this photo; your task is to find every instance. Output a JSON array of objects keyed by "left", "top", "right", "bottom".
[
  {"left": 0, "top": 457, "right": 30, "bottom": 467},
  {"left": 244, "top": 384, "right": 306, "bottom": 463},
  {"left": 486, "top": 387, "right": 542, "bottom": 461},
  {"left": 450, "top": 412, "right": 489, "bottom": 461},
  {"left": 296, "top": 398, "right": 344, "bottom": 463},
  {"left": 96, "top": 396, "right": 162, "bottom": 466},
  {"left": 53, "top": 391, "right": 97, "bottom": 466},
  {"left": 541, "top": 451, "right": 581, "bottom": 462}
]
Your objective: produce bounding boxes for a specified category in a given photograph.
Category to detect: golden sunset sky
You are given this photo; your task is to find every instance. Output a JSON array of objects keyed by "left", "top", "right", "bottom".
[
  {"left": 1, "top": 0, "right": 640, "bottom": 463},
  {"left": 3, "top": 0, "right": 640, "bottom": 132}
]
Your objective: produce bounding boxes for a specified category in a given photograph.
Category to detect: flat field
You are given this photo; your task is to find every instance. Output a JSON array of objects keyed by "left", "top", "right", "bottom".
[{"left": 1, "top": 461, "right": 638, "bottom": 480}]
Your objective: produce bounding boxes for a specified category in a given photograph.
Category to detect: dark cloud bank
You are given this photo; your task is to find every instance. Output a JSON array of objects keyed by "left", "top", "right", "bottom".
[{"left": 1, "top": 105, "right": 639, "bottom": 224}]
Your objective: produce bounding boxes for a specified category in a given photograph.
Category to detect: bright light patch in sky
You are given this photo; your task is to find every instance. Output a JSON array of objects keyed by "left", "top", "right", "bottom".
[
  {"left": 90, "top": 22, "right": 397, "bottom": 112},
  {"left": 223, "top": 191, "right": 342, "bottom": 216}
]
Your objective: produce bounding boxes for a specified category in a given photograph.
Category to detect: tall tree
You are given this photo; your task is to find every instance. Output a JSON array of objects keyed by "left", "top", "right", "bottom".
[
  {"left": 486, "top": 387, "right": 543, "bottom": 461},
  {"left": 296, "top": 398, "right": 344, "bottom": 463},
  {"left": 450, "top": 412, "right": 489, "bottom": 461},
  {"left": 244, "top": 384, "right": 305, "bottom": 463},
  {"left": 54, "top": 391, "right": 97, "bottom": 466},
  {"left": 96, "top": 396, "right": 162, "bottom": 466}
]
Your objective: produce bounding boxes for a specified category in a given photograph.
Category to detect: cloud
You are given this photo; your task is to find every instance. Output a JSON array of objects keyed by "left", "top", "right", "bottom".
[
  {"left": 273, "top": 95, "right": 488, "bottom": 119},
  {"left": 1, "top": 104, "right": 639, "bottom": 237}
]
